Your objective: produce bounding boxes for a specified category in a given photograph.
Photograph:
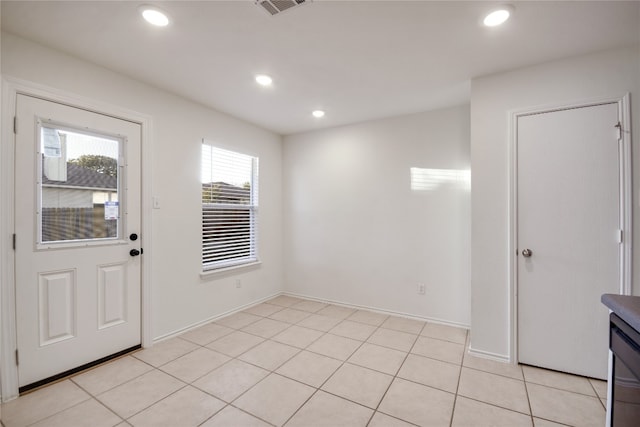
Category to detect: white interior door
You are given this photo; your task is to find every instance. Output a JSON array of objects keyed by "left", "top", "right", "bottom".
[
  {"left": 14, "top": 94, "right": 142, "bottom": 389},
  {"left": 517, "top": 102, "right": 621, "bottom": 380}
]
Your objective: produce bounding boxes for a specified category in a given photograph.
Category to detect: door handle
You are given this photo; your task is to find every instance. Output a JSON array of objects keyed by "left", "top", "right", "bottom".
[
  {"left": 522, "top": 248, "right": 533, "bottom": 258},
  {"left": 130, "top": 249, "right": 141, "bottom": 257}
]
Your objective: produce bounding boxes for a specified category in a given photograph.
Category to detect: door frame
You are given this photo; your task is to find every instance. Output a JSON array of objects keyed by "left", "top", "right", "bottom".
[
  {"left": 1, "top": 77, "right": 154, "bottom": 401},
  {"left": 507, "top": 93, "right": 632, "bottom": 365}
]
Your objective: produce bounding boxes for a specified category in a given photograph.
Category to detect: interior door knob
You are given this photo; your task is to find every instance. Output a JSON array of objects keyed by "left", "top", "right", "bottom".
[
  {"left": 130, "top": 249, "right": 141, "bottom": 257},
  {"left": 522, "top": 248, "right": 533, "bottom": 258}
]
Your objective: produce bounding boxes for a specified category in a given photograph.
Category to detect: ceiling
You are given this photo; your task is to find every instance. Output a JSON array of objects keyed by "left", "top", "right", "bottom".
[{"left": 2, "top": 1, "right": 639, "bottom": 135}]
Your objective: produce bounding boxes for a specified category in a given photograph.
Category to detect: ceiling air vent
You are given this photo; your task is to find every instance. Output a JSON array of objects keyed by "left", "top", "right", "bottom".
[{"left": 255, "top": 0, "right": 311, "bottom": 16}]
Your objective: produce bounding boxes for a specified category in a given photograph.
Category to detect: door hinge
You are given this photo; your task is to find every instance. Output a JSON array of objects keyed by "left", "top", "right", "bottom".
[
  {"left": 618, "top": 229, "right": 624, "bottom": 243},
  {"left": 615, "top": 121, "right": 622, "bottom": 141},
  {"left": 13, "top": 116, "right": 18, "bottom": 134},
  {"left": 12, "top": 233, "right": 16, "bottom": 250},
  {"left": 15, "top": 349, "right": 19, "bottom": 366}
]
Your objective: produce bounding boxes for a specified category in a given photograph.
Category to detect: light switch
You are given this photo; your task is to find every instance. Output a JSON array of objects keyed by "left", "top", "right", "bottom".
[{"left": 153, "top": 196, "right": 161, "bottom": 209}]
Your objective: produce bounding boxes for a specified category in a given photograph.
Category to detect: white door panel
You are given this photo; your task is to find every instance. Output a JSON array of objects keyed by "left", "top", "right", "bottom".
[
  {"left": 38, "top": 270, "right": 76, "bottom": 346},
  {"left": 517, "top": 102, "right": 620, "bottom": 380},
  {"left": 15, "top": 94, "right": 142, "bottom": 388},
  {"left": 97, "top": 263, "right": 128, "bottom": 329}
]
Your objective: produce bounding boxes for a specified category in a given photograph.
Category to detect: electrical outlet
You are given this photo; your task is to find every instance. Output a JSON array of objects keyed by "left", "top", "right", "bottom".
[
  {"left": 417, "top": 283, "right": 426, "bottom": 295},
  {"left": 236, "top": 279, "right": 242, "bottom": 289}
]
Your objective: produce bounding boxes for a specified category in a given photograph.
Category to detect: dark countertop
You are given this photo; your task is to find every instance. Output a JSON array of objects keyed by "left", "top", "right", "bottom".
[{"left": 602, "top": 294, "right": 640, "bottom": 332}]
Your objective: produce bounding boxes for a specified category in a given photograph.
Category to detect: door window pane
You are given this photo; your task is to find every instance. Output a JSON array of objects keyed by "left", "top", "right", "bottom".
[{"left": 39, "top": 125, "right": 120, "bottom": 243}]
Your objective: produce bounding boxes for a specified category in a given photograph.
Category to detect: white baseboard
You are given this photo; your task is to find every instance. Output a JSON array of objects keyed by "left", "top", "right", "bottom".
[
  {"left": 283, "top": 291, "right": 470, "bottom": 330},
  {"left": 153, "top": 290, "right": 473, "bottom": 345},
  {"left": 467, "top": 346, "right": 511, "bottom": 363},
  {"left": 152, "top": 291, "right": 284, "bottom": 343}
]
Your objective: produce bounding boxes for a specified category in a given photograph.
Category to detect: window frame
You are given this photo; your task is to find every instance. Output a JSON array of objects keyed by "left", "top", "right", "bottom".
[
  {"left": 36, "top": 120, "right": 125, "bottom": 250},
  {"left": 201, "top": 143, "right": 259, "bottom": 272}
]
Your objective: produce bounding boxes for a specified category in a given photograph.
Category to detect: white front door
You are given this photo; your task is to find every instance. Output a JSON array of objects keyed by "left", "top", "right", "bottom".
[
  {"left": 517, "top": 102, "right": 622, "bottom": 380},
  {"left": 14, "top": 94, "right": 142, "bottom": 389}
]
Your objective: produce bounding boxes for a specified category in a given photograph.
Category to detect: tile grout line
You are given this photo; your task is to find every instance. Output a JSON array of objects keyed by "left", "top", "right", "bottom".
[
  {"left": 249, "top": 302, "right": 360, "bottom": 425},
  {"left": 448, "top": 330, "right": 533, "bottom": 419},
  {"left": 147, "top": 344, "right": 236, "bottom": 386},
  {"left": 108, "top": 302, "right": 459, "bottom": 426},
  {"left": 523, "top": 378, "right": 606, "bottom": 399},
  {"left": 230, "top": 308, "right": 337, "bottom": 377},
  {"left": 384, "top": 328, "right": 539, "bottom": 420},
  {"left": 462, "top": 364, "right": 526, "bottom": 382},
  {"left": 190, "top": 359, "right": 285, "bottom": 425},
  {"left": 211, "top": 296, "right": 309, "bottom": 426},
  {"left": 279, "top": 307, "right": 416, "bottom": 425},
  {"left": 587, "top": 378, "right": 608, "bottom": 411},
  {"left": 196, "top": 403, "right": 278, "bottom": 427},
  {"left": 197, "top": 307, "right": 340, "bottom": 425},
  {"left": 461, "top": 359, "right": 602, "bottom": 404},
  {"left": 456, "top": 368, "right": 536, "bottom": 418},
  {"left": 364, "top": 318, "right": 426, "bottom": 426},
  {"left": 280, "top": 387, "right": 319, "bottom": 426},
  {"left": 318, "top": 329, "right": 372, "bottom": 391},
  {"left": 521, "top": 364, "right": 606, "bottom": 396},
  {"left": 66, "top": 379, "right": 126, "bottom": 425},
  {"left": 402, "top": 330, "right": 530, "bottom": 424},
  {"left": 60, "top": 355, "right": 187, "bottom": 424},
  {"left": 168, "top": 301, "right": 327, "bottom": 414},
  {"left": 16, "top": 392, "right": 99, "bottom": 427},
  {"left": 13, "top": 296, "right": 602, "bottom": 427},
  {"left": 0, "top": 300, "right": 451, "bottom": 426},
  {"left": 521, "top": 363, "right": 536, "bottom": 426},
  {"left": 4, "top": 301, "right": 464, "bottom": 426},
  {"left": 282, "top": 309, "right": 381, "bottom": 426},
  {"left": 448, "top": 329, "right": 468, "bottom": 427},
  {"left": 122, "top": 383, "right": 191, "bottom": 424},
  {"left": 452, "top": 336, "right": 539, "bottom": 419},
  {"left": 70, "top": 358, "right": 153, "bottom": 396},
  {"left": 107, "top": 308, "right": 288, "bottom": 426},
  {"left": 455, "top": 395, "right": 535, "bottom": 418},
  {"left": 531, "top": 415, "right": 573, "bottom": 426},
  {"left": 85, "top": 343, "right": 196, "bottom": 420},
  {"left": 226, "top": 404, "right": 278, "bottom": 427},
  {"left": 453, "top": 337, "right": 565, "bottom": 419}
]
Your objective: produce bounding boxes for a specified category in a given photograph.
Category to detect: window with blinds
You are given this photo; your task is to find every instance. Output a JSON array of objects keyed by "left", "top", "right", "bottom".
[{"left": 201, "top": 143, "right": 259, "bottom": 271}]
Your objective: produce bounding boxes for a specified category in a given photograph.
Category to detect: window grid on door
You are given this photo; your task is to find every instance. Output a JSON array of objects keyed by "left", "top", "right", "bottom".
[{"left": 37, "top": 123, "right": 122, "bottom": 245}]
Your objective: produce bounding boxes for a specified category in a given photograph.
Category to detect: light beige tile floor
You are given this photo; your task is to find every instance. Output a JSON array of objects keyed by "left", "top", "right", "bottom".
[{"left": 1, "top": 296, "right": 607, "bottom": 427}]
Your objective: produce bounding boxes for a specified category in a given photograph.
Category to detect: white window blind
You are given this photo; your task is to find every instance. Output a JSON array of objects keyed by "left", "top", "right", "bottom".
[{"left": 201, "top": 143, "right": 258, "bottom": 270}]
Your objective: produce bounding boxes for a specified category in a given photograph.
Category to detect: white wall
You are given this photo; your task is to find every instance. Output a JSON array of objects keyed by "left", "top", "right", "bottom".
[
  {"left": 470, "top": 45, "right": 640, "bottom": 360},
  {"left": 283, "top": 105, "right": 471, "bottom": 326},
  {"left": 1, "top": 32, "right": 283, "bottom": 339}
]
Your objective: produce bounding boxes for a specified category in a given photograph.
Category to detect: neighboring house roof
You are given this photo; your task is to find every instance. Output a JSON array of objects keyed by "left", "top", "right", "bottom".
[
  {"left": 202, "top": 181, "right": 250, "bottom": 202},
  {"left": 43, "top": 163, "right": 117, "bottom": 190}
]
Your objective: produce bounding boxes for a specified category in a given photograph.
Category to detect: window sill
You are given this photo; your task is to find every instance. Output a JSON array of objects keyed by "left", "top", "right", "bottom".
[{"left": 200, "top": 260, "right": 262, "bottom": 280}]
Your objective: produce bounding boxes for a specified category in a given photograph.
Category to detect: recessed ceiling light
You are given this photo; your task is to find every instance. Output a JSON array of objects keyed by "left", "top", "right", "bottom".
[
  {"left": 255, "top": 74, "right": 273, "bottom": 86},
  {"left": 312, "top": 110, "right": 325, "bottom": 118},
  {"left": 483, "top": 6, "right": 513, "bottom": 27},
  {"left": 140, "top": 5, "right": 170, "bottom": 27}
]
